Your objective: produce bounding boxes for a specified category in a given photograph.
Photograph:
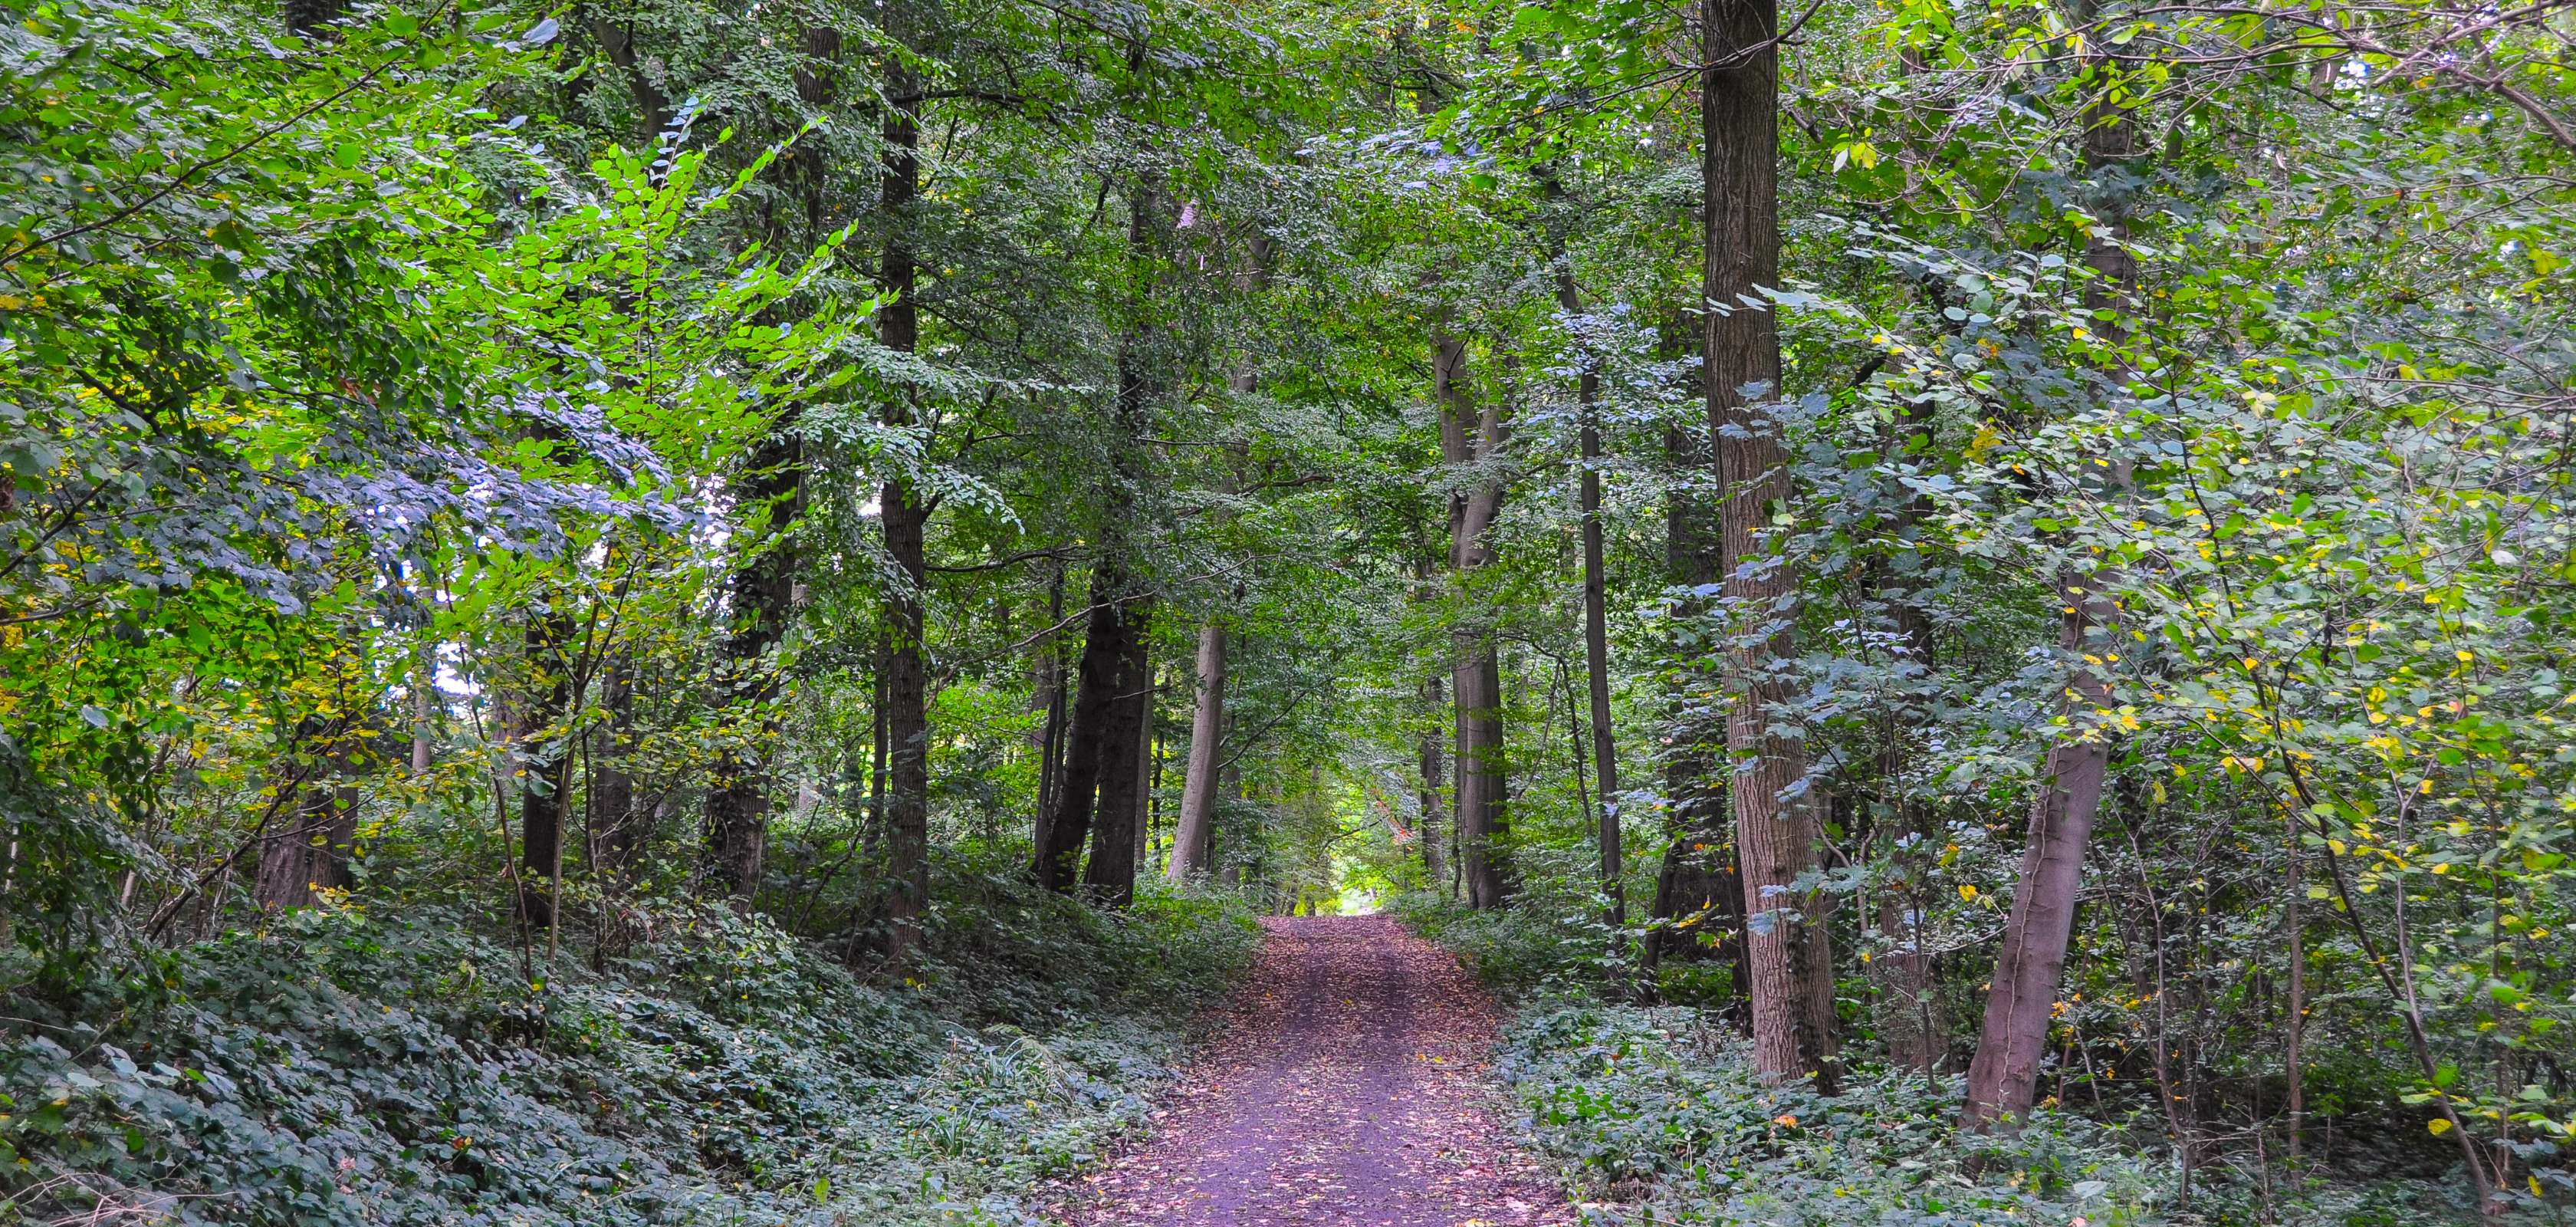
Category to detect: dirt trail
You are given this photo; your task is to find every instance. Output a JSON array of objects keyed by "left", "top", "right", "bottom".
[{"left": 1053, "top": 916, "right": 1572, "bottom": 1226}]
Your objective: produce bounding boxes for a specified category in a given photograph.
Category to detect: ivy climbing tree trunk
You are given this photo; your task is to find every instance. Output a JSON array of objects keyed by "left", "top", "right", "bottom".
[
  {"left": 1418, "top": 672, "right": 1448, "bottom": 892},
  {"left": 1704, "top": 0, "right": 1836, "bottom": 1089},
  {"left": 253, "top": 709, "right": 362, "bottom": 911},
  {"left": 702, "top": 19, "right": 840, "bottom": 903},
  {"left": 1552, "top": 238, "right": 1625, "bottom": 931},
  {"left": 1036, "top": 574, "right": 1129, "bottom": 891}
]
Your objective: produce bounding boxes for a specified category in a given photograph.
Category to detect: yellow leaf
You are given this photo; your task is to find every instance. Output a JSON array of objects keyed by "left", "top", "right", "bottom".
[
  {"left": 1959, "top": 884, "right": 1980, "bottom": 902},
  {"left": 2429, "top": 1118, "right": 2453, "bottom": 1136}
]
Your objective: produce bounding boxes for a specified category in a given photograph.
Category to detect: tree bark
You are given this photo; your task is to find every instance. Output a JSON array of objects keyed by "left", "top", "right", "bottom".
[
  {"left": 1650, "top": 340, "right": 1733, "bottom": 1005},
  {"left": 877, "top": 35, "right": 931, "bottom": 965},
  {"left": 1418, "top": 673, "right": 1449, "bottom": 891},
  {"left": 1960, "top": 32, "right": 2139, "bottom": 1129},
  {"left": 1036, "top": 564, "right": 1070, "bottom": 837},
  {"left": 518, "top": 607, "right": 573, "bottom": 928},
  {"left": 1037, "top": 174, "right": 1166, "bottom": 894},
  {"left": 1644, "top": 828, "right": 1750, "bottom": 1004},
  {"left": 1168, "top": 620, "right": 1227, "bottom": 879},
  {"left": 590, "top": 655, "right": 639, "bottom": 880},
  {"left": 409, "top": 633, "right": 435, "bottom": 775},
  {"left": 254, "top": 712, "right": 362, "bottom": 910},
  {"left": 1438, "top": 331, "right": 1512, "bottom": 909},
  {"left": 702, "top": 18, "right": 838, "bottom": 901},
  {"left": 1036, "top": 576, "right": 1131, "bottom": 890},
  {"left": 1552, "top": 242, "right": 1625, "bottom": 929},
  {"left": 1704, "top": 0, "right": 1835, "bottom": 1089},
  {"left": 1087, "top": 632, "right": 1154, "bottom": 905}
]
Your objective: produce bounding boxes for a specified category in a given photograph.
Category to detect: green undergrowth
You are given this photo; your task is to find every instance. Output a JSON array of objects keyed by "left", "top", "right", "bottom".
[
  {"left": 1501, "top": 1002, "right": 2177, "bottom": 1227},
  {"left": 0, "top": 873, "right": 1258, "bottom": 1225},
  {"left": 1402, "top": 898, "right": 2490, "bottom": 1227}
]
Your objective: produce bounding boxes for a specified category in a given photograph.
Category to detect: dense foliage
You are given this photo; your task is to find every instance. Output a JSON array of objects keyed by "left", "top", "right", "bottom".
[{"left": 2, "top": 0, "right": 2571, "bottom": 1214}]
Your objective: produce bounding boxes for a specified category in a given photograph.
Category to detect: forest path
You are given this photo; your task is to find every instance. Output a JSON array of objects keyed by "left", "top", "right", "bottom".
[{"left": 1051, "top": 916, "right": 1572, "bottom": 1226}]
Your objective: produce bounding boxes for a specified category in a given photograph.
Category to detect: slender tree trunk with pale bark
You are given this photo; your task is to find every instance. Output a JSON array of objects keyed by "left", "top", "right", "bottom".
[
  {"left": 1439, "top": 331, "right": 1512, "bottom": 909},
  {"left": 1168, "top": 620, "right": 1227, "bottom": 879}
]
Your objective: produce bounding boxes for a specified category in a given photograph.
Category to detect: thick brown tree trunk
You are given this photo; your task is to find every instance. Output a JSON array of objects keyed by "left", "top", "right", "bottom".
[
  {"left": 1086, "top": 630, "right": 1154, "bottom": 905},
  {"left": 702, "top": 23, "right": 837, "bottom": 902},
  {"left": 703, "top": 452, "right": 797, "bottom": 897},
  {"left": 1648, "top": 353, "right": 1735, "bottom": 1004},
  {"left": 1643, "top": 829, "right": 1750, "bottom": 1005},
  {"left": 1036, "top": 566, "right": 1070, "bottom": 832},
  {"left": 1704, "top": 0, "right": 1835, "bottom": 1089},
  {"left": 877, "top": 42, "right": 931, "bottom": 965},
  {"left": 1036, "top": 577, "right": 1131, "bottom": 890},
  {"left": 1037, "top": 176, "right": 1165, "bottom": 895},
  {"left": 590, "top": 656, "right": 639, "bottom": 880},
  {"left": 255, "top": 712, "right": 361, "bottom": 910},
  {"left": 254, "top": 781, "right": 359, "bottom": 909},
  {"left": 410, "top": 636, "right": 435, "bottom": 775},
  {"left": 1168, "top": 620, "right": 1227, "bottom": 879}
]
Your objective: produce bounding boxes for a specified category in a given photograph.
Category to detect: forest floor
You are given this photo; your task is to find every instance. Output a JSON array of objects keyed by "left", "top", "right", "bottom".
[{"left": 1051, "top": 915, "right": 1575, "bottom": 1226}]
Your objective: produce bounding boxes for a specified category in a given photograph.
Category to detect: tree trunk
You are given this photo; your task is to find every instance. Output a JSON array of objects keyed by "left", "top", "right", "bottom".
[
  {"left": 254, "top": 779, "right": 359, "bottom": 910},
  {"left": 519, "top": 607, "right": 573, "bottom": 928},
  {"left": 1168, "top": 620, "right": 1227, "bottom": 879},
  {"left": 410, "top": 635, "right": 435, "bottom": 775},
  {"left": 1960, "top": 35, "right": 2140, "bottom": 1130},
  {"left": 591, "top": 656, "right": 639, "bottom": 880},
  {"left": 1704, "top": 0, "right": 1835, "bottom": 1089},
  {"left": 1418, "top": 673, "right": 1448, "bottom": 891},
  {"left": 877, "top": 39, "right": 930, "bottom": 965},
  {"left": 1036, "top": 577, "right": 1129, "bottom": 890},
  {"left": 704, "top": 433, "right": 797, "bottom": 900},
  {"left": 1084, "top": 608, "right": 1155, "bottom": 905},
  {"left": 1650, "top": 363, "right": 1731, "bottom": 1005},
  {"left": 254, "top": 712, "right": 361, "bottom": 910},
  {"left": 1036, "top": 565, "right": 1070, "bottom": 837},
  {"left": 1441, "top": 333, "right": 1513, "bottom": 910},
  {"left": 1644, "top": 827, "right": 1750, "bottom": 1007},
  {"left": 2285, "top": 805, "right": 2305, "bottom": 1165},
  {"left": 1555, "top": 253, "right": 1625, "bottom": 929},
  {"left": 1038, "top": 175, "right": 1165, "bottom": 893}
]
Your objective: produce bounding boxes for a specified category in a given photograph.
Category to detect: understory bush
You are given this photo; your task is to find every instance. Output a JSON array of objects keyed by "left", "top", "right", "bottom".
[
  {"left": 1395, "top": 889, "right": 1619, "bottom": 996},
  {"left": 1403, "top": 904, "right": 2502, "bottom": 1226},
  {"left": 1497, "top": 1003, "right": 2499, "bottom": 1227},
  {"left": 0, "top": 873, "right": 1257, "bottom": 1225},
  {"left": 1501, "top": 1003, "right": 2175, "bottom": 1226}
]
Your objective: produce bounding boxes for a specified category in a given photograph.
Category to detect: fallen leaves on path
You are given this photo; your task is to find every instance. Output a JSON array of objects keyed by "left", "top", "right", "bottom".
[{"left": 1051, "top": 916, "right": 1572, "bottom": 1226}]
